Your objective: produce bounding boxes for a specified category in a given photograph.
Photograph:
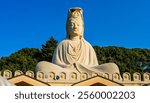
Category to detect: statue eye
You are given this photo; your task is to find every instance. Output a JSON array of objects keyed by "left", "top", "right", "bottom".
[
  {"left": 72, "top": 23, "right": 74, "bottom": 26},
  {"left": 70, "top": 23, "right": 75, "bottom": 27},
  {"left": 68, "top": 23, "right": 73, "bottom": 27}
]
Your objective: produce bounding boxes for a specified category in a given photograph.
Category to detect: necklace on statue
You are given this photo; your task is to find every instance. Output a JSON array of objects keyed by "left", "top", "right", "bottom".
[{"left": 69, "top": 40, "right": 81, "bottom": 53}]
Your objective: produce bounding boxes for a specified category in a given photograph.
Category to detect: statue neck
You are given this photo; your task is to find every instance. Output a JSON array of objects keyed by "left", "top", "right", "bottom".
[{"left": 70, "top": 35, "right": 80, "bottom": 41}]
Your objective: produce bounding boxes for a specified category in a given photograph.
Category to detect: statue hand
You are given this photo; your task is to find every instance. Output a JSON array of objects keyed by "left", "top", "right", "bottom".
[{"left": 65, "top": 64, "right": 74, "bottom": 68}]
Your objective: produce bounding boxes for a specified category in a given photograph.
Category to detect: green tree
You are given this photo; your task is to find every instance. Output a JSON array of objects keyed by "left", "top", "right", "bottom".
[
  {"left": 0, "top": 48, "right": 42, "bottom": 72},
  {"left": 41, "top": 37, "right": 58, "bottom": 62}
]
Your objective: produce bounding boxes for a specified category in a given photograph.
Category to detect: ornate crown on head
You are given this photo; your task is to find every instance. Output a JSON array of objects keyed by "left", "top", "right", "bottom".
[{"left": 68, "top": 7, "right": 83, "bottom": 20}]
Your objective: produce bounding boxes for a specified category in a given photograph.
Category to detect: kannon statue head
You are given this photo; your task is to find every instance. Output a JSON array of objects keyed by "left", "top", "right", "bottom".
[{"left": 66, "top": 7, "right": 84, "bottom": 39}]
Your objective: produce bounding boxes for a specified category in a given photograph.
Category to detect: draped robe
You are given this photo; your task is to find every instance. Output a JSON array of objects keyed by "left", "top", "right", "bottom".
[
  {"left": 0, "top": 76, "right": 15, "bottom": 86},
  {"left": 36, "top": 38, "right": 120, "bottom": 74},
  {"left": 52, "top": 38, "right": 98, "bottom": 68}
]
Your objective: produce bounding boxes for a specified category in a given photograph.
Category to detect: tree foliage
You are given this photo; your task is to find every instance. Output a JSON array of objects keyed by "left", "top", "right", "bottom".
[
  {"left": 41, "top": 37, "right": 58, "bottom": 61},
  {"left": 93, "top": 46, "right": 150, "bottom": 74},
  {"left": 0, "top": 48, "right": 42, "bottom": 73}
]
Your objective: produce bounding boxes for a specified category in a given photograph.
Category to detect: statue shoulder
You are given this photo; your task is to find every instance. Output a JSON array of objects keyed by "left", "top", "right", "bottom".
[
  {"left": 82, "top": 39, "right": 93, "bottom": 47},
  {"left": 57, "top": 39, "right": 70, "bottom": 47}
]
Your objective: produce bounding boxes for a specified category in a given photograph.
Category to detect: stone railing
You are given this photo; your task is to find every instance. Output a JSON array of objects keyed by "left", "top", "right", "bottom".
[{"left": 0, "top": 70, "right": 150, "bottom": 84}]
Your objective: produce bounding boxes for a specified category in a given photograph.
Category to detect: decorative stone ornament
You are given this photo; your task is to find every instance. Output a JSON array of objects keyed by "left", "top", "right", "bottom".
[
  {"left": 3, "top": 70, "right": 12, "bottom": 79},
  {"left": 14, "top": 70, "right": 23, "bottom": 76}
]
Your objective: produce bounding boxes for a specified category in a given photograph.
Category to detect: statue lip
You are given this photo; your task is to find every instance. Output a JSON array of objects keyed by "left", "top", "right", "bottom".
[
  {"left": 73, "top": 29, "right": 78, "bottom": 31},
  {"left": 72, "top": 30, "right": 78, "bottom": 33}
]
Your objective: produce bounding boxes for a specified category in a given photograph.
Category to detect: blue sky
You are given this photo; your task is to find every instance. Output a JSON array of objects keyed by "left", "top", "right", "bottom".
[{"left": 0, "top": 0, "right": 150, "bottom": 58}]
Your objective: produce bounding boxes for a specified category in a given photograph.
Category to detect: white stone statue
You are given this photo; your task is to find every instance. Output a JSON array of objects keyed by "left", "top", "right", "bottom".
[
  {"left": 0, "top": 76, "right": 15, "bottom": 86},
  {"left": 36, "top": 7, "right": 120, "bottom": 76}
]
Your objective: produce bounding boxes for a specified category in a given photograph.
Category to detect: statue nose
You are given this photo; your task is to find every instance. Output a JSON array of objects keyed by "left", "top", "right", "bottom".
[{"left": 74, "top": 25, "right": 78, "bottom": 29}]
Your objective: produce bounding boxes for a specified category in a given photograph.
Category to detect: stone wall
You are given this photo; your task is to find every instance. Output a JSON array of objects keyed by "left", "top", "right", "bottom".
[{"left": 1, "top": 70, "right": 150, "bottom": 85}]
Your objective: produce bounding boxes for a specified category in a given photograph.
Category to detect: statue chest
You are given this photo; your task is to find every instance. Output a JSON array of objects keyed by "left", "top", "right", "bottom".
[{"left": 67, "top": 41, "right": 83, "bottom": 61}]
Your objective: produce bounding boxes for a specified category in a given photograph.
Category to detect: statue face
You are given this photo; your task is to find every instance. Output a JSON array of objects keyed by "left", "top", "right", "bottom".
[{"left": 67, "top": 19, "right": 83, "bottom": 38}]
